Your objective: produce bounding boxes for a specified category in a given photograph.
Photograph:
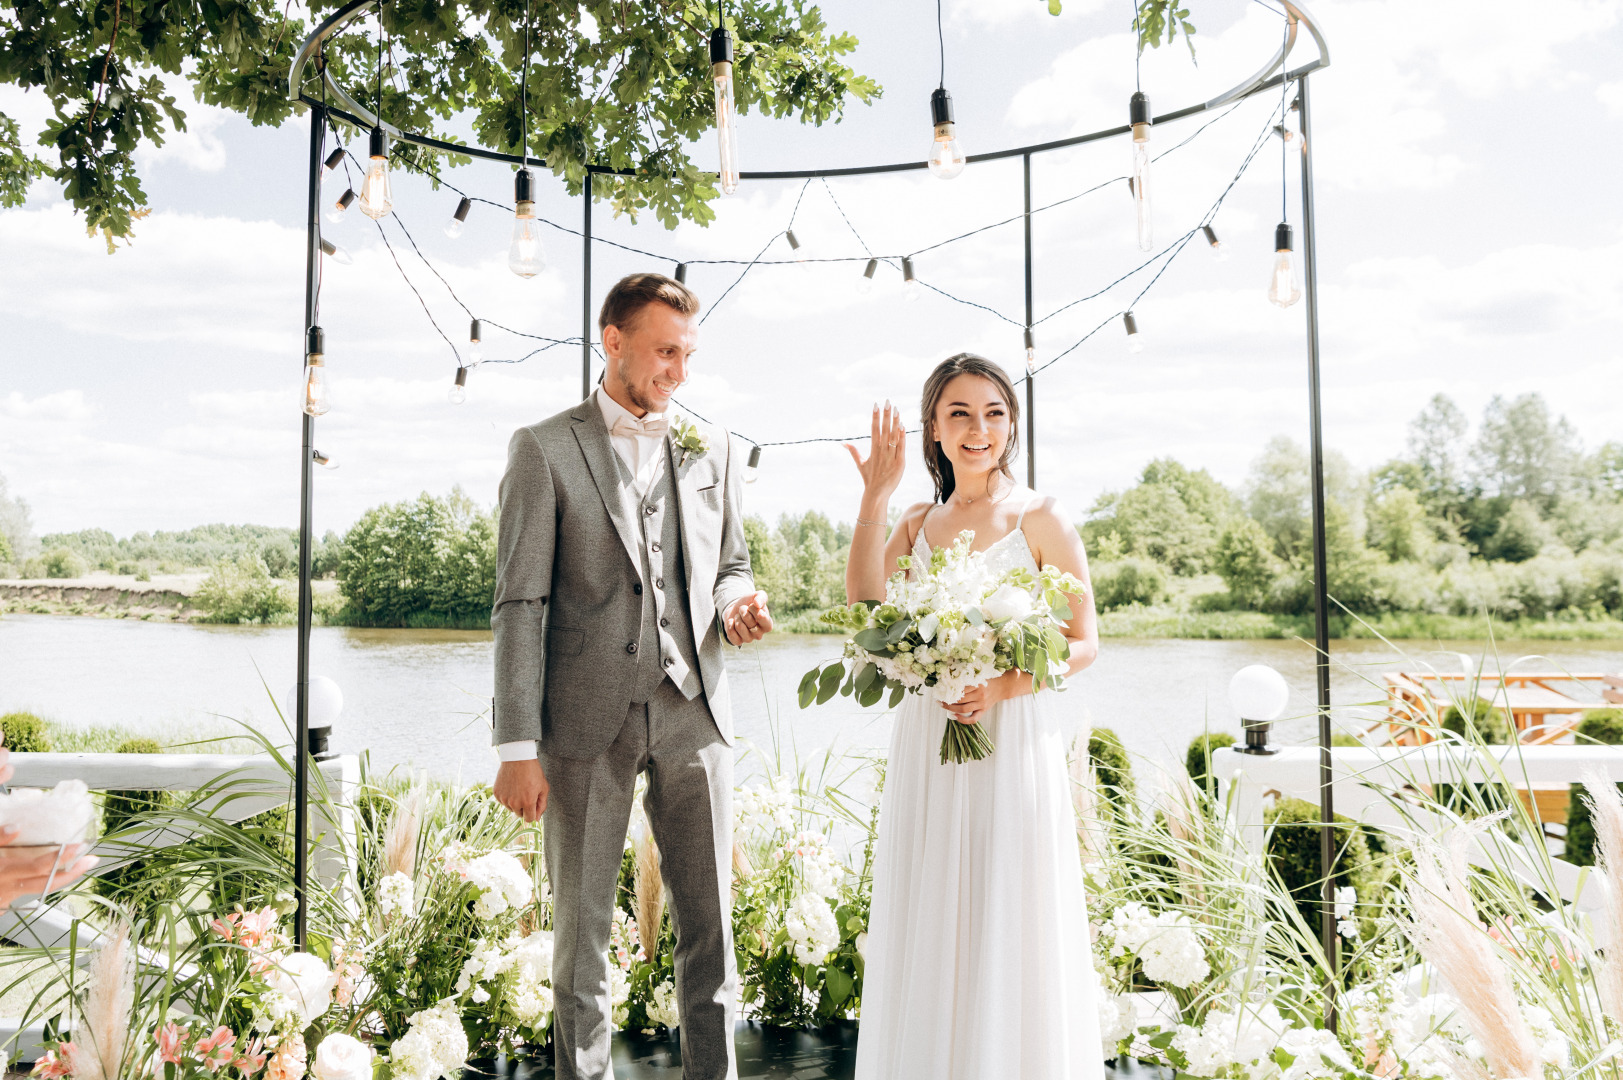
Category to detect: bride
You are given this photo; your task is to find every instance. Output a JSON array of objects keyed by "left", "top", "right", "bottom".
[{"left": 844, "top": 353, "right": 1105, "bottom": 1080}]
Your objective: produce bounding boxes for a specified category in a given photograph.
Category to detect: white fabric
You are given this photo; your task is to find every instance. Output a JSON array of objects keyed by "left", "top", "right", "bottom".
[
  {"left": 854, "top": 509, "right": 1104, "bottom": 1080},
  {"left": 497, "top": 740, "right": 538, "bottom": 761}
]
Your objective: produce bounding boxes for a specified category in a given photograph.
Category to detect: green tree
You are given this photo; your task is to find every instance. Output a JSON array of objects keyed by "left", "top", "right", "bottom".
[
  {"left": 0, "top": 472, "right": 37, "bottom": 566},
  {"left": 337, "top": 488, "right": 495, "bottom": 625},
  {"left": 1366, "top": 486, "right": 1430, "bottom": 563},
  {"left": 194, "top": 554, "right": 293, "bottom": 623},
  {"left": 1091, "top": 556, "right": 1168, "bottom": 611},
  {"left": 0, "top": 0, "right": 878, "bottom": 239},
  {"left": 1486, "top": 499, "right": 1555, "bottom": 563},
  {"left": 1138, "top": 457, "right": 1239, "bottom": 529},
  {"left": 1214, "top": 518, "right": 1278, "bottom": 609},
  {"left": 1104, "top": 483, "right": 1215, "bottom": 575},
  {"left": 1404, "top": 393, "right": 1471, "bottom": 513},
  {"left": 743, "top": 515, "right": 791, "bottom": 608},
  {"left": 1593, "top": 441, "right": 1623, "bottom": 498},
  {"left": 1470, "top": 393, "right": 1581, "bottom": 511},
  {"left": 1243, "top": 435, "right": 1363, "bottom": 564}
]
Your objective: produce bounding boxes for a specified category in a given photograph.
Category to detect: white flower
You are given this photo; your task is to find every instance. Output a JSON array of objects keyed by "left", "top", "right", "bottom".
[
  {"left": 311, "top": 1034, "right": 373, "bottom": 1080},
  {"left": 1522, "top": 1003, "right": 1570, "bottom": 1070},
  {"left": 610, "top": 964, "right": 631, "bottom": 1028},
  {"left": 264, "top": 951, "right": 338, "bottom": 1029},
  {"left": 1173, "top": 1003, "right": 1286, "bottom": 1076},
  {"left": 917, "top": 611, "right": 940, "bottom": 643},
  {"left": 0, "top": 779, "right": 96, "bottom": 845},
  {"left": 390, "top": 1000, "right": 468, "bottom": 1080},
  {"left": 379, "top": 872, "right": 415, "bottom": 919},
  {"left": 451, "top": 850, "right": 533, "bottom": 920},
  {"left": 785, "top": 893, "right": 841, "bottom": 965},
  {"left": 978, "top": 582, "right": 1035, "bottom": 622},
  {"left": 646, "top": 980, "right": 681, "bottom": 1030},
  {"left": 1108, "top": 907, "right": 1210, "bottom": 989},
  {"left": 1097, "top": 990, "right": 1137, "bottom": 1049},
  {"left": 1278, "top": 1025, "right": 1352, "bottom": 1080},
  {"left": 1332, "top": 886, "right": 1356, "bottom": 922}
]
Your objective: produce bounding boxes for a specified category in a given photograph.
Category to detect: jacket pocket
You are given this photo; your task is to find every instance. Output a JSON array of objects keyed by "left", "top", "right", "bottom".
[
  {"left": 547, "top": 624, "right": 585, "bottom": 657},
  {"left": 697, "top": 483, "right": 722, "bottom": 509}
]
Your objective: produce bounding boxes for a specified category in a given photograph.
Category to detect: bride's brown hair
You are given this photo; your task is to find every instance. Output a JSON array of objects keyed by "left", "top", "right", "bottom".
[{"left": 920, "top": 353, "right": 1021, "bottom": 504}]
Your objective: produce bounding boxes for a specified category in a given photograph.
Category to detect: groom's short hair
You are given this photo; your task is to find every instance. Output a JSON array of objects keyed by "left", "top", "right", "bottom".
[{"left": 599, "top": 273, "right": 700, "bottom": 335}]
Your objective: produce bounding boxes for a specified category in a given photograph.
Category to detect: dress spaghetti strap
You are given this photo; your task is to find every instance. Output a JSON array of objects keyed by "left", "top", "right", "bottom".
[{"left": 1014, "top": 494, "right": 1040, "bottom": 530}]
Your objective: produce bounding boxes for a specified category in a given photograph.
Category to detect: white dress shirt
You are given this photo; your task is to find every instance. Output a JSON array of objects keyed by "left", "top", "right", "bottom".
[{"left": 497, "top": 388, "right": 669, "bottom": 763}]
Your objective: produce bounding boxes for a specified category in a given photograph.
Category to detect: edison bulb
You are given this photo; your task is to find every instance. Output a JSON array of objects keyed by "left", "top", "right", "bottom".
[
  {"left": 444, "top": 196, "right": 471, "bottom": 239},
  {"left": 509, "top": 207, "right": 544, "bottom": 278},
  {"left": 358, "top": 128, "right": 392, "bottom": 220},
  {"left": 711, "top": 29, "right": 739, "bottom": 195},
  {"left": 928, "top": 123, "right": 966, "bottom": 180},
  {"left": 302, "top": 358, "right": 330, "bottom": 417},
  {"left": 1124, "top": 312, "right": 1144, "bottom": 354},
  {"left": 857, "top": 258, "right": 877, "bottom": 294},
  {"left": 448, "top": 384, "right": 466, "bottom": 405},
  {"left": 1131, "top": 130, "right": 1153, "bottom": 252},
  {"left": 1269, "top": 249, "right": 1301, "bottom": 308},
  {"left": 325, "top": 189, "right": 355, "bottom": 226},
  {"left": 902, "top": 258, "right": 920, "bottom": 302}
]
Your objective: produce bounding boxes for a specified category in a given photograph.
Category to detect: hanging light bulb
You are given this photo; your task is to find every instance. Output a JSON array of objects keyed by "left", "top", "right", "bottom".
[
  {"left": 1123, "top": 311, "right": 1144, "bottom": 354},
  {"left": 448, "top": 366, "right": 469, "bottom": 405},
  {"left": 1201, "top": 224, "right": 1229, "bottom": 262},
  {"left": 927, "top": 88, "right": 966, "bottom": 180},
  {"left": 312, "top": 449, "right": 339, "bottom": 470},
  {"left": 1130, "top": 91, "right": 1152, "bottom": 252},
  {"left": 358, "top": 127, "right": 393, "bottom": 219},
  {"left": 444, "top": 197, "right": 472, "bottom": 239},
  {"left": 1023, "top": 328, "right": 1036, "bottom": 376},
  {"left": 744, "top": 444, "right": 761, "bottom": 484},
  {"left": 902, "top": 257, "right": 920, "bottom": 302},
  {"left": 675, "top": 263, "right": 688, "bottom": 284},
  {"left": 321, "top": 147, "right": 346, "bottom": 174},
  {"left": 509, "top": 168, "right": 545, "bottom": 278},
  {"left": 302, "top": 327, "right": 331, "bottom": 417},
  {"left": 785, "top": 228, "right": 804, "bottom": 262},
  {"left": 320, "top": 237, "right": 353, "bottom": 266},
  {"left": 468, "top": 318, "right": 483, "bottom": 364},
  {"left": 1269, "top": 223, "right": 1301, "bottom": 308},
  {"left": 857, "top": 258, "right": 878, "bottom": 294},
  {"left": 325, "top": 189, "right": 356, "bottom": 226},
  {"left": 711, "top": 27, "right": 739, "bottom": 195}
]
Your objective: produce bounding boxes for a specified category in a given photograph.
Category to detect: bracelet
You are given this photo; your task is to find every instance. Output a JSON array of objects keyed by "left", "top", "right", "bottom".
[{"left": 857, "top": 517, "right": 887, "bottom": 528}]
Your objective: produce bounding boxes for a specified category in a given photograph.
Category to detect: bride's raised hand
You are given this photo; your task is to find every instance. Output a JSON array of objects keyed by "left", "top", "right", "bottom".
[{"left": 843, "top": 401, "right": 907, "bottom": 499}]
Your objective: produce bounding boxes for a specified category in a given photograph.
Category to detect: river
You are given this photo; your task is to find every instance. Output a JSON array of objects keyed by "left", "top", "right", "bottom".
[{"left": 1, "top": 614, "right": 1619, "bottom": 789}]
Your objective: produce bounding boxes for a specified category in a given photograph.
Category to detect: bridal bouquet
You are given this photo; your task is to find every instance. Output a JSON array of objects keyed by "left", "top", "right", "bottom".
[{"left": 798, "top": 530, "right": 1086, "bottom": 764}]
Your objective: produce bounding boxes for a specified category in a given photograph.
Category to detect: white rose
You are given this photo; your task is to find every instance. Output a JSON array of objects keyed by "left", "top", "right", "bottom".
[
  {"left": 265, "top": 951, "right": 338, "bottom": 1028},
  {"left": 312, "top": 1034, "right": 373, "bottom": 1080},
  {"left": 978, "top": 582, "right": 1034, "bottom": 622}
]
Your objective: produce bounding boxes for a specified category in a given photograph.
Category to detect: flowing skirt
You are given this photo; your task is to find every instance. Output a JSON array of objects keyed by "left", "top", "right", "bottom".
[{"left": 854, "top": 687, "right": 1104, "bottom": 1080}]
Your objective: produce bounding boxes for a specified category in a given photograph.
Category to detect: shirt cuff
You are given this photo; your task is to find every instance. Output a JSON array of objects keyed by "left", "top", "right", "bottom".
[{"left": 497, "top": 740, "right": 539, "bottom": 762}]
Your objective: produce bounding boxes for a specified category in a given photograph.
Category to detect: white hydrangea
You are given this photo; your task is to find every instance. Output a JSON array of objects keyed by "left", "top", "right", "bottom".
[
  {"left": 1277, "top": 1024, "right": 1353, "bottom": 1080},
  {"left": 610, "top": 963, "right": 631, "bottom": 1028},
  {"left": 1521, "top": 1002, "right": 1570, "bottom": 1071},
  {"left": 646, "top": 980, "right": 681, "bottom": 1030},
  {"left": 1097, "top": 991, "right": 1138, "bottom": 1050},
  {"left": 379, "top": 872, "right": 415, "bottom": 919},
  {"left": 1173, "top": 1003, "right": 1285, "bottom": 1076},
  {"left": 446, "top": 850, "right": 533, "bottom": 920},
  {"left": 454, "top": 939, "right": 511, "bottom": 996},
  {"left": 736, "top": 775, "right": 796, "bottom": 832},
  {"left": 784, "top": 831, "right": 843, "bottom": 898},
  {"left": 389, "top": 1000, "right": 468, "bottom": 1080},
  {"left": 1103, "top": 903, "right": 1209, "bottom": 989},
  {"left": 785, "top": 892, "right": 841, "bottom": 965}
]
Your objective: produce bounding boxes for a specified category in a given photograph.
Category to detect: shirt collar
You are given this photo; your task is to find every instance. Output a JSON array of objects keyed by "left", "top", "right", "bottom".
[{"left": 595, "top": 385, "right": 667, "bottom": 434}]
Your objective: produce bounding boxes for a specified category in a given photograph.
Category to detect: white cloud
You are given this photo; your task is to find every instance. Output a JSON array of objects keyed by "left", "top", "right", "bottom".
[{"left": 1598, "top": 80, "right": 1623, "bottom": 114}]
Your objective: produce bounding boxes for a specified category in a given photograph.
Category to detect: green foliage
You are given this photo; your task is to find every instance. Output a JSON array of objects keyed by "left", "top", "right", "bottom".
[
  {"left": 1134, "top": 0, "right": 1197, "bottom": 58},
  {"left": 1486, "top": 499, "right": 1555, "bottom": 562},
  {"left": 194, "top": 554, "right": 293, "bottom": 624},
  {"left": 0, "top": 0, "right": 880, "bottom": 239},
  {"left": 1091, "top": 556, "right": 1169, "bottom": 611},
  {"left": 1185, "top": 732, "right": 1236, "bottom": 792},
  {"left": 337, "top": 488, "right": 495, "bottom": 627},
  {"left": 745, "top": 511, "right": 852, "bottom": 617},
  {"left": 97, "top": 737, "right": 171, "bottom": 904},
  {"left": 39, "top": 547, "right": 87, "bottom": 578},
  {"left": 1263, "top": 797, "right": 1375, "bottom": 935},
  {"left": 1565, "top": 710, "right": 1623, "bottom": 867},
  {"left": 1214, "top": 518, "right": 1279, "bottom": 609},
  {"left": 0, "top": 530, "right": 11, "bottom": 566},
  {"left": 1439, "top": 699, "right": 1511, "bottom": 744},
  {"left": 1367, "top": 486, "right": 1431, "bottom": 562},
  {"left": 1088, "top": 727, "right": 1135, "bottom": 819},
  {"left": 0, "top": 711, "right": 51, "bottom": 752},
  {"left": 36, "top": 523, "right": 340, "bottom": 576}
]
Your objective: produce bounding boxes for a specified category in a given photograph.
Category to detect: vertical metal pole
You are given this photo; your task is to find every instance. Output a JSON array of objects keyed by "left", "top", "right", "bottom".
[
  {"left": 294, "top": 101, "right": 325, "bottom": 952},
  {"left": 1023, "top": 153, "right": 1035, "bottom": 489},
  {"left": 582, "top": 170, "right": 593, "bottom": 401},
  {"left": 1297, "top": 72, "right": 1337, "bottom": 1018}
]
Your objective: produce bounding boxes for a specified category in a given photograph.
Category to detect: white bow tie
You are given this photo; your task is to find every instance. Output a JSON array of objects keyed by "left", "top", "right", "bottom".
[{"left": 611, "top": 415, "right": 669, "bottom": 438}]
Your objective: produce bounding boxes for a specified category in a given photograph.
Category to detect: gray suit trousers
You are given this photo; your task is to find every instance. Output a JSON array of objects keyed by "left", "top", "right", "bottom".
[{"left": 543, "top": 678, "right": 737, "bottom": 1080}]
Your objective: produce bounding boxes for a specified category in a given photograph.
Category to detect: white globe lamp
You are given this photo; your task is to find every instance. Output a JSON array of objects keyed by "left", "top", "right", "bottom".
[
  {"left": 1229, "top": 664, "right": 1288, "bottom": 756},
  {"left": 287, "top": 676, "right": 343, "bottom": 760}
]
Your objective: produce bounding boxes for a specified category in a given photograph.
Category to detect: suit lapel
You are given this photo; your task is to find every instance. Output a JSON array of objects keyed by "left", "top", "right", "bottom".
[
  {"left": 671, "top": 435, "right": 712, "bottom": 630},
  {"left": 571, "top": 400, "right": 642, "bottom": 576}
]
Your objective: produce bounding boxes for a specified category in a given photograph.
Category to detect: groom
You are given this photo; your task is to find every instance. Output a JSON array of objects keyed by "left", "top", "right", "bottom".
[{"left": 491, "top": 272, "right": 772, "bottom": 1080}]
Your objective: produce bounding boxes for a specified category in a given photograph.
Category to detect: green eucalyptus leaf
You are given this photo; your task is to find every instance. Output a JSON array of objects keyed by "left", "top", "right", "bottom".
[{"left": 816, "top": 664, "right": 844, "bottom": 705}]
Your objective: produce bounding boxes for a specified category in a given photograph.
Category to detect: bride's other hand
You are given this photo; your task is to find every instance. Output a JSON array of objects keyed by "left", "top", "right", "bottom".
[
  {"left": 942, "top": 671, "right": 1026, "bottom": 724},
  {"left": 843, "top": 401, "right": 906, "bottom": 499}
]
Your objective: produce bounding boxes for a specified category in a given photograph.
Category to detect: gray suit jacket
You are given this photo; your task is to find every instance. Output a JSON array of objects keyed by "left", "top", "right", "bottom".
[{"left": 491, "top": 397, "right": 755, "bottom": 760}]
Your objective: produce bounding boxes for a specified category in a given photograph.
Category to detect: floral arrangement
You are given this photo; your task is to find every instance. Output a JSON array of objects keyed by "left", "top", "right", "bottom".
[{"left": 798, "top": 529, "right": 1086, "bottom": 763}]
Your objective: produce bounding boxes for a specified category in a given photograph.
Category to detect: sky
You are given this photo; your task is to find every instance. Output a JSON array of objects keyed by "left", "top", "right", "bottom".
[{"left": 2, "top": 0, "right": 1621, "bottom": 540}]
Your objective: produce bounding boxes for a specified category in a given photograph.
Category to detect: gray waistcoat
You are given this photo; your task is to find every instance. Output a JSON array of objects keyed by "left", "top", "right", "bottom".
[{"left": 613, "top": 444, "right": 703, "bottom": 703}]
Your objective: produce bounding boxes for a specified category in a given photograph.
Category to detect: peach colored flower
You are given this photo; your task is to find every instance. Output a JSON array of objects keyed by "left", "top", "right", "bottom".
[
  {"left": 31, "top": 1043, "right": 78, "bottom": 1079},
  {"left": 196, "top": 1027, "right": 238, "bottom": 1072},
  {"left": 155, "top": 1023, "right": 189, "bottom": 1065},
  {"left": 237, "top": 909, "right": 281, "bottom": 949},
  {"left": 231, "top": 1037, "right": 268, "bottom": 1076},
  {"left": 211, "top": 915, "right": 240, "bottom": 942},
  {"left": 265, "top": 1041, "right": 307, "bottom": 1080}
]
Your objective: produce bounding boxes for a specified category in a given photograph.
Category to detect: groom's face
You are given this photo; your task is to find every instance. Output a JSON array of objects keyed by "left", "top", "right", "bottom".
[{"left": 603, "top": 302, "right": 698, "bottom": 416}]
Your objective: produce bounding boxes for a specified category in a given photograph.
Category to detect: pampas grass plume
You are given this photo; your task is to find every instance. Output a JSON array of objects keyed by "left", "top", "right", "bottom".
[
  {"left": 632, "top": 818, "right": 664, "bottom": 958},
  {"left": 78, "top": 921, "right": 133, "bottom": 1080},
  {"left": 384, "top": 782, "right": 425, "bottom": 880},
  {"left": 1581, "top": 768, "right": 1623, "bottom": 1026}
]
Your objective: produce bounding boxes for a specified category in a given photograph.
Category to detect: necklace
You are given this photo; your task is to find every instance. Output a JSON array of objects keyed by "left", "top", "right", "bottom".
[{"left": 954, "top": 478, "right": 1006, "bottom": 508}]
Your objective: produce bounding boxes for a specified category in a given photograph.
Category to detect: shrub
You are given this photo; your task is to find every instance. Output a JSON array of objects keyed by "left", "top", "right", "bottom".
[
  {"left": 1264, "top": 796, "right": 1375, "bottom": 934},
  {"left": 40, "top": 548, "right": 87, "bottom": 579},
  {"left": 98, "top": 737, "right": 170, "bottom": 903},
  {"left": 1566, "top": 709, "right": 1623, "bottom": 866},
  {"left": 337, "top": 489, "right": 495, "bottom": 626},
  {"left": 0, "top": 712, "right": 52, "bottom": 752},
  {"left": 1186, "top": 732, "right": 1237, "bottom": 792},
  {"left": 1439, "top": 699, "right": 1511, "bottom": 744},
  {"left": 195, "top": 555, "right": 293, "bottom": 623},
  {"left": 1088, "top": 727, "right": 1135, "bottom": 819},
  {"left": 1091, "top": 557, "right": 1169, "bottom": 611}
]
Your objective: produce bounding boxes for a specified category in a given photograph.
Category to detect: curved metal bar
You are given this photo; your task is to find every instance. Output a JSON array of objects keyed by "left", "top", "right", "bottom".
[{"left": 288, "top": 0, "right": 1328, "bottom": 179}]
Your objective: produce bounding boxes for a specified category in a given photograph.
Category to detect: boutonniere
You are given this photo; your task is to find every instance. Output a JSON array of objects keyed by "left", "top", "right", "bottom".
[{"left": 671, "top": 415, "right": 709, "bottom": 468}]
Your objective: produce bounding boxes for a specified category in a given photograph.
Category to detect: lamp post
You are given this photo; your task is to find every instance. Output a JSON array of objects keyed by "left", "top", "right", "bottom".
[{"left": 1230, "top": 664, "right": 1289, "bottom": 756}]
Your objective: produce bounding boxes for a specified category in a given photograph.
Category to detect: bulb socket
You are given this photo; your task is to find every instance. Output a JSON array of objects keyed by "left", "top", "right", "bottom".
[
  {"left": 675, "top": 262, "right": 688, "bottom": 283},
  {"left": 1238, "top": 717, "right": 1278, "bottom": 756},
  {"left": 452, "top": 196, "right": 472, "bottom": 223},
  {"left": 469, "top": 318, "right": 482, "bottom": 344},
  {"left": 514, "top": 167, "right": 533, "bottom": 204},
  {"left": 1123, "top": 311, "right": 1139, "bottom": 337},
  {"left": 901, "top": 256, "right": 916, "bottom": 283},
  {"left": 368, "top": 126, "right": 387, "bottom": 161},
  {"left": 454, "top": 366, "right": 468, "bottom": 388},
  {"left": 930, "top": 87, "right": 955, "bottom": 127},
  {"left": 335, "top": 189, "right": 356, "bottom": 211},
  {"left": 1023, "top": 327, "right": 1035, "bottom": 352},
  {"left": 709, "top": 26, "right": 734, "bottom": 64},
  {"left": 747, "top": 445, "right": 762, "bottom": 469},
  {"left": 306, "top": 325, "right": 326, "bottom": 360},
  {"left": 1202, "top": 224, "right": 1220, "bottom": 248},
  {"left": 308, "top": 725, "right": 333, "bottom": 760},
  {"left": 323, "top": 147, "right": 346, "bottom": 171},
  {"left": 319, "top": 238, "right": 337, "bottom": 256},
  {"left": 862, "top": 258, "right": 877, "bottom": 281},
  {"left": 785, "top": 228, "right": 800, "bottom": 251},
  {"left": 312, "top": 449, "right": 334, "bottom": 468},
  {"left": 1274, "top": 222, "right": 1294, "bottom": 253},
  {"left": 1129, "top": 90, "right": 1151, "bottom": 127}
]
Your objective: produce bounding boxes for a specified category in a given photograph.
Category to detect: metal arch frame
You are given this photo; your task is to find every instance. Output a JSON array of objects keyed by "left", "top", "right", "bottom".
[{"left": 285, "top": 0, "right": 1343, "bottom": 1020}]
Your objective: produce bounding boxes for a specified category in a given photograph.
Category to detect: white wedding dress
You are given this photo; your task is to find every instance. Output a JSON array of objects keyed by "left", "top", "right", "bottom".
[{"left": 854, "top": 499, "right": 1105, "bottom": 1080}]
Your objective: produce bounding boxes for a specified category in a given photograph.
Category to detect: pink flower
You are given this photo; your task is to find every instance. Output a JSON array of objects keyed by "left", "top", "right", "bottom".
[
  {"left": 236, "top": 909, "right": 281, "bottom": 949},
  {"left": 211, "top": 915, "right": 240, "bottom": 942},
  {"left": 195, "top": 1027, "right": 238, "bottom": 1072},
  {"left": 231, "top": 1037, "right": 268, "bottom": 1077},
  {"left": 31, "top": 1043, "right": 78, "bottom": 1079},
  {"left": 155, "top": 1023, "right": 189, "bottom": 1065},
  {"left": 265, "top": 1041, "right": 307, "bottom": 1080}
]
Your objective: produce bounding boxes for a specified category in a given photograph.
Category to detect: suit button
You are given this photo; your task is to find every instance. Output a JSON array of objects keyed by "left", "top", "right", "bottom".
[
  {"left": 626, "top": 642, "right": 638, "bottom": 654},
  {"left": 664, "top": 657, "right": 674, "bottom": 668},
  {"left": 644, "top": 505, "right": 656, "bottom": 516},
  {"left": 634, "top": 583, "right": 643, "bottom": 595},
  {"left": 655, "top": 577, "right": 664, "bottom": 589},
  {"left": 660, "top": 617, "right": 669, "bottom": 627},
  {"left": 651, "top": 541, "right": 661, "bottom": 553}
]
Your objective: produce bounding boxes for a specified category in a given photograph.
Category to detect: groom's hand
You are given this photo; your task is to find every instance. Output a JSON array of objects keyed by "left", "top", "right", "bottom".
[
  {"left": 494, "top": 759, "right": 549, "bottom": 822},
  {"left": 724, "top": 591, "right": 773, "bottom": 646}
]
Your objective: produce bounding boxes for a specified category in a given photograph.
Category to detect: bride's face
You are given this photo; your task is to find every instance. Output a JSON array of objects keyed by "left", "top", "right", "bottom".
[{"left": 932, "top": 374, "right": 1010, "bottom": 477}]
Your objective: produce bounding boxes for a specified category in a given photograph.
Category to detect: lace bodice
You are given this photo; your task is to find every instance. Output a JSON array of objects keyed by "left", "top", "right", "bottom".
[{"left": 910, "top": 497, "right": 1041, "bottom": 578}]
